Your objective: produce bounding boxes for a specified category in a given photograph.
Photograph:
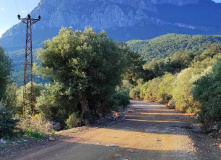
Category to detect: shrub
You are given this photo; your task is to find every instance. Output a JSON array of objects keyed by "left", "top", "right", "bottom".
[
  {"left": 0, "top": 102, "right": 18, "bottom": 138},
  {"left": 173, "top": 68, "right": 199, "bottom": 112},
  {"left": 116, "top": 80, "right": 133, "bottom": 95},
  {"left": 15, "top": 82, "right": 44, "bottom": 117},
  {"left": 139, "top": 77, "right": 161, "bottom": 102},
  {"left": 140, "top": 82, "right": 149, "bottom": 100},
  {"left": 158, "top": 73, "right": 175, "bottom": 103},
  {"left": 36, "top": 83, "right": 77, "bottom": 128},
  {"left": 193, "top": 59, "right": 221, "bottom": 128},
  {"left": 25, "top": 129, "right": 43, "bottom": 138},
  {"left": 110, "top": 91, "right": 130, "bottom": 110},
  {"left": 129, "top": 79, "right": 144, "bottom": 100},
  {"left": 17, "top": 114, "right": 54, "bottom": 134},
  {"left": 66, "top": 113, "right": 80, "bottom": 129},
  {"left": 130, "top": 87, "right": 141, "bottom": 100}
]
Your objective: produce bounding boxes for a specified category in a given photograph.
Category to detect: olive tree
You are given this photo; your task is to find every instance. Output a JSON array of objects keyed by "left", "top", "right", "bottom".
[{"left": 37, "top": 27, "right": 126, "bottom": 124}]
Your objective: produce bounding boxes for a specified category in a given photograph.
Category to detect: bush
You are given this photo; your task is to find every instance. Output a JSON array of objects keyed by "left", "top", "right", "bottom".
[
  {"left": 139, "top": 77, "right": 161, "bottom": 102},
  {"left": 66, "top": 113, "right": 80, "bottom": 129},
  {"left": 129, "top": 79, "right": 144, "bottom": 100},
  {"left": 116, "top": 80, "right": 133, "bottom": 95},
  {"left": 193, "top": 59, "right": 221, "bottom": 128},
  {"left": 173, "top": 68, "right": 199, "bottom": 112},
  {"left": 0, "top": 102, "right": 18, "bottom": 138},
  {"left": 25, "top": 129, "right": 43, "bottom": 138},
  {"left": 130, "top": 87, "right": 141, "bottom": 100},
  {"left": 140, "top": 82, "right": 149, "bottom": 100},
  {"left": 158, "top": 73, "right": 175, "bottom": 103},
  {"left": 16, "top": 82, "right": 44, "bottom": 116},
  {"left": 110, "top": 91, "right": 130, "bottom": 110},
  {"left": 0, "top": 46, "right": 12, "bottom": 100},
  {"left": 17, "top": 114, "right": 56, "bottom": 134},
  {"left": 36, "top": 83, "right": 77, "bottom": 128}
]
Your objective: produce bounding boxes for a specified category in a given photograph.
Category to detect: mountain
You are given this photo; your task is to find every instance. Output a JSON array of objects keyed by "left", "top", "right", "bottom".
[
  {"left": 127, "top": 34, "right": 221, "bottom": 62},
  {"left": 1, "top": 0, "right": 221, "bottom": 51}
]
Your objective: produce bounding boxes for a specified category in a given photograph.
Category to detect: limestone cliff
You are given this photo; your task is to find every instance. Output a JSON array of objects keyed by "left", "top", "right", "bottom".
[{"left": 0, "top": 0, "right": 219, "bottom": 51}]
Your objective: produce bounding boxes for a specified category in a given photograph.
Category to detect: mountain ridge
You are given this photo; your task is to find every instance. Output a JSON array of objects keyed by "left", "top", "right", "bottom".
[{"left": 0, "top": 0, "right": 220, "bottom": 51}]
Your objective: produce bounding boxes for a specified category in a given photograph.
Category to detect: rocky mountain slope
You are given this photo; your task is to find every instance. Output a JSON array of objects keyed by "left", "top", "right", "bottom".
[{"left": 0, "top": 0, "right": 220, "bottom": 51}]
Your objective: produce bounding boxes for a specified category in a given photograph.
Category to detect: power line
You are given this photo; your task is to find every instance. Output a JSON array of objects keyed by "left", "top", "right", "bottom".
[
  {"left": 14, "top": 0, "right": 19, "bottom": 13},
  {"left": 26, "top": 0, "right": 30, "bottom": 13}
]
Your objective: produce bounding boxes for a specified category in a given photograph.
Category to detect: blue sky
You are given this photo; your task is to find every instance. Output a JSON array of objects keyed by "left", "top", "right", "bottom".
[
  {"left": 0, "top": 0, "right": 41, "bottom": 37},
  {"left": 0, "top": 0, "right": 221, "bottom": 37}
]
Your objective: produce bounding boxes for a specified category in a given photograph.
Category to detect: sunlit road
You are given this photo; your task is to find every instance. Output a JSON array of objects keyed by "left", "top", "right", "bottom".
[{"left": 2, "top": 101, "right": 221, "bottom": 160}]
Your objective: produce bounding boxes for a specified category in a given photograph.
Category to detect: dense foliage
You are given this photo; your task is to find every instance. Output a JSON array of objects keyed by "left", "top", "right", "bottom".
[
  {"left": 36, "top": 27, "right": 127, "bottom": 126},
  {"left": 2, "top": 29, "right": 221, "bottom": 135},
  {"left": 0, "top": 45, "right": 12, "bottom": 100},
  {"left": 193, "top": 59, "right": 221, "bottom": 128},
  {"left": 132, "top": 41, "right": 221, "bottom": 129},
  {"left": 127, "top": 34, "right": 221, "bottom": 62},
  {"left": 0, "top": 102, "right": 18, "bottom": 138},
  {"left": 0, "top": 46, "right": 18, "bottom": 138}
]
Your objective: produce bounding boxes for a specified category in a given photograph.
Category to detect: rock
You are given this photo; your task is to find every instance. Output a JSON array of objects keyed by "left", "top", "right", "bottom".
[
  {"left": 212, "top": 143, "right": 219, "bottom": 146},
  {"left": 49, "top": 137, "right": 56, "bottom": 141},
  {"left": 208, "top": 132, "right": 215, "bottom": 137},
  {"left": 97, "top": 113, "right": 102, "bottom": 118},
  {"left": 46, "top": 121, "right": 61, "bottom": 131},
  {"left": 212, "top": 124, "right": 218, "bottom": 131},
  {"left": 107, "top": 115, "right": 116, "bottom": 121},
  {"left": 192, "top": 126, "right": 202, "bottom": 133},
  {"left": 127, "top": 110, "right": 134, "bottom": 114},
  {"left": 219, "top": 129, "right": 221, "bottom": 134},
  {"left": 127, "top": 149, "right": 134, "bottom": 152},
  {"left": 106, "top": 144, "right": 118, "bottom": 147},
  {"left": 167, "top": 99, "right": 175, "bottom": 109},
  {"left": 114, "top": 154, "right": 122, "bottom": 157},
  {"left": 0, "top": 139, "right": 7, "bottom": 144}
]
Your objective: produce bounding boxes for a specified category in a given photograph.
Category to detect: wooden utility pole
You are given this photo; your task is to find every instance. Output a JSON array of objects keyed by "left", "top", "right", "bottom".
[{"left": 18, "top": 14, "right": 41, "bottom": 117}]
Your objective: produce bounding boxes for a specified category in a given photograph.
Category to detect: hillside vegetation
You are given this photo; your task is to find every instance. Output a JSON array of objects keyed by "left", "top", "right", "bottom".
[
  {"left": 129, "top": 37, "right": 221, "bottom": 130},
  {"left": 1, "top": 29, "right": 221, "bottom": 139},
  {"left": 127, "top": 34, "right": 221, "bottom": 62}
]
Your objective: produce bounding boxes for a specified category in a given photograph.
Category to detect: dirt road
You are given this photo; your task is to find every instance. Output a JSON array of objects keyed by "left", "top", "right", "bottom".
[{"left": 1, "top": 100, "right": 221, "bottom": 160}]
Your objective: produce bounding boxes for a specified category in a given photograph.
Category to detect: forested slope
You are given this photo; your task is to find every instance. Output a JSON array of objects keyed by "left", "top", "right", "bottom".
[{"left": 127, "top": 34, "right": 221, "bottom": 62}]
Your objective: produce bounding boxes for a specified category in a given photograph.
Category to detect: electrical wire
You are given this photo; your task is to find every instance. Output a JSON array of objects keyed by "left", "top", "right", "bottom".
[
  {"left": 26, "top": 0, "right": 30, "bottom": 14},
  {"left": 14, "top": 0, "right": 19, "bottom": 14}
]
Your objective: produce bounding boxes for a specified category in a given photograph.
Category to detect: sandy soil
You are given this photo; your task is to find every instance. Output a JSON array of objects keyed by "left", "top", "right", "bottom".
[{"left": 1, "top": 100, "right": 220, "bottom": 160}]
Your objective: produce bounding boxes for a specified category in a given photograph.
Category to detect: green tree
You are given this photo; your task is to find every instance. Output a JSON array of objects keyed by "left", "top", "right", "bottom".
[
  {"left": 0, "top": 102, "right": 18, "bottom": 138},
  {"left": 37, "top": 27, "right": 126, "bottom": 124},
  {"left": 123, "top": 49, "right": 146, "bottom": 86},
  {"left": 0, "top": 45, "right": 12, "bottom": 100}
]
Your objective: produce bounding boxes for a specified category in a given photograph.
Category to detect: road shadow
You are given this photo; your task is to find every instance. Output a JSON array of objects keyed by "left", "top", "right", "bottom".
[
  {"left": 1, "top": 100, "right": 220, "bottom": 160},
  {"left": 3, "top": 140, "right": 197, "bottom": 160}
]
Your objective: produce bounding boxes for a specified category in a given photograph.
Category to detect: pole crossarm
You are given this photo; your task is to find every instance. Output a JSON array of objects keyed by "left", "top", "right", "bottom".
[{"left": 18, "top": 14, "right": 40, "bottom": 117}]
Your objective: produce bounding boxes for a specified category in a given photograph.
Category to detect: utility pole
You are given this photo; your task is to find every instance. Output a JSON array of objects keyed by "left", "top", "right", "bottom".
[{"left": 18, "top": 14, "right": 41, "bottom": 117}]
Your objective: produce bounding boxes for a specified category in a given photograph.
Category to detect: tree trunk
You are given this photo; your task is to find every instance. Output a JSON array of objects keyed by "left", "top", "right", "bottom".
[{"left": 80, "top": 95, "right": 88, "bottom": 125}]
